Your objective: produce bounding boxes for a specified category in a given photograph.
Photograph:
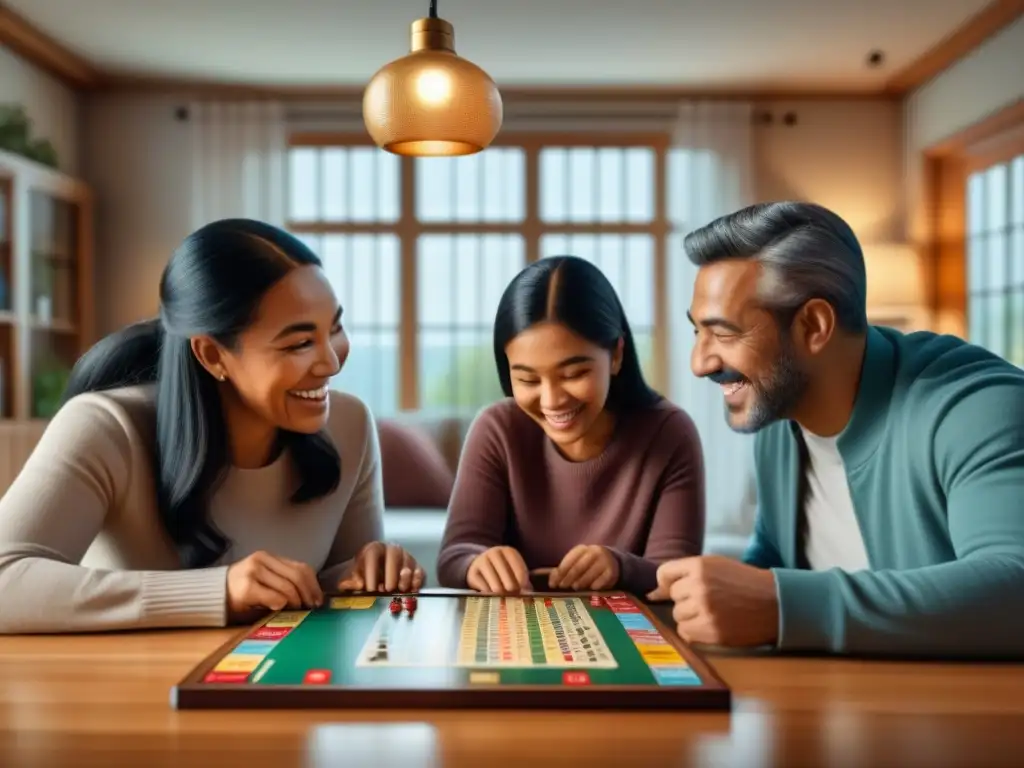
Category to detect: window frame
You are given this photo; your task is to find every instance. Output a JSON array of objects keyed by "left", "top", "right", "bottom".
[
  {"left": 963, "top": 141, "right": 1024, "bottom": 363},
  {"left": 287, "top": 131, "right": 670, "bottom": 411}
]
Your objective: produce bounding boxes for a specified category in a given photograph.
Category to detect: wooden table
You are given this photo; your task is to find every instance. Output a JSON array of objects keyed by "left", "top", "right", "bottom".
[{"left": 2, "top": 619, "right": 1023, "bottom": 768}]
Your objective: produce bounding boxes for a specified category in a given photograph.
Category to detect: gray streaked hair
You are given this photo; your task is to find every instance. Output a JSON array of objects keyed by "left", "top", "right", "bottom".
[{"left": 683, "top": 201, "right": 868, "bottom": 333}]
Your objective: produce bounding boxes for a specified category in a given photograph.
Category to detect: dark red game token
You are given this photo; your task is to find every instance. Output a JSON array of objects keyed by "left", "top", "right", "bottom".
[{"left": 389, "top": 601, "right": 401, "bottom": 614}]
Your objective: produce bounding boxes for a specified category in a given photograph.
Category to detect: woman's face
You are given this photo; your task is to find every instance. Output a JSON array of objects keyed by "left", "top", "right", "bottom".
[
  {"left": 207, "top": 265, "right": 349, "bottom": 435},
  {"left": 504, "top": 321, "right": 622, "bottom": 450}
]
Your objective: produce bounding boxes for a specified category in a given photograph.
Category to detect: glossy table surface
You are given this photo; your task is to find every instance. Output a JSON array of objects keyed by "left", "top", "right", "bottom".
[{"left": 1, "top": 605, "right": 1023, "bottom": 767}]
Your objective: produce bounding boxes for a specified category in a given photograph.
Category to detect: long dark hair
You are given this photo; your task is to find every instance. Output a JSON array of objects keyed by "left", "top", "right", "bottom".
[
  {"left": 62, "top": 218, "right": 341, "bottom": 568},
  {"left": 493, "top": 255, "right": 661, "bottom": 411}
]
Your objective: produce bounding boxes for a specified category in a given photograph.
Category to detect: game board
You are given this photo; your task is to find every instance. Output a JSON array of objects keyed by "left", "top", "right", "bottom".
[{"left": 171, "top": 592, "right": 731, "bottom": 710}]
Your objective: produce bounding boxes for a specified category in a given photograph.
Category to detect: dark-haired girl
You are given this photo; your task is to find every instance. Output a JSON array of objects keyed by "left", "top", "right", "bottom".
[
  {"left": 437, "top": 256, "right": 705, "bottom": 596},
  {"left": 0, "top": 218, "right": 422, "bottom": 634}
]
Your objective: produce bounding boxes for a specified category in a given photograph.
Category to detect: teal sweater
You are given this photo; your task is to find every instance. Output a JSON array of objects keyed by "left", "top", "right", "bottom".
[{"left": 747, "top": 326, "right": 1024, "bottom": 658}]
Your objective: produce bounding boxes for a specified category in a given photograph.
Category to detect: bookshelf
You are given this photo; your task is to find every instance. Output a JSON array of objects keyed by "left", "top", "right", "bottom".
[{"left": 0, "top": 148, "right": 93, "bottom": 420}]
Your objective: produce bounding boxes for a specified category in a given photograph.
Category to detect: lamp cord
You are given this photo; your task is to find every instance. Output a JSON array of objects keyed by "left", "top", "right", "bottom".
[{"left": 429, "top": 0, "right": 437, "bottom": 17}]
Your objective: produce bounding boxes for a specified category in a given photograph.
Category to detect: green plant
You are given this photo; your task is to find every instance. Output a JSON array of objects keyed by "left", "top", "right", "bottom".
[
  {"left": 32, "top": 364, "right": 70, "bottom": 418},
  {"left": 0, "top": 105, "right": 59, "bottom": 169}
]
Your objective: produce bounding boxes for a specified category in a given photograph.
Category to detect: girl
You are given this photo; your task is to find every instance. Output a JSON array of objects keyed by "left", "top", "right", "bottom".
[
  {"left": 437, "top": 255, "right": 706, "bottom": 596},
  {"left": 0, "top": 219, "right": 422, "bottom": 634}
]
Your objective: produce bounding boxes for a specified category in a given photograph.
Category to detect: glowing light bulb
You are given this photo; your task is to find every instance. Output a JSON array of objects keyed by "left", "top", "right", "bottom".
[{"left": 415, "top": 69, "right": 452, "bottom": 106}]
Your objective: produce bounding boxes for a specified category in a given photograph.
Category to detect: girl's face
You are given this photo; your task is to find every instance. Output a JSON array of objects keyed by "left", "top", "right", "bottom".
[
  {"left": 195, "top": 265, "right": 349, "bottom": 436},
  {"left": 504, "top": 321, "right": 623, "bottom": 453}
]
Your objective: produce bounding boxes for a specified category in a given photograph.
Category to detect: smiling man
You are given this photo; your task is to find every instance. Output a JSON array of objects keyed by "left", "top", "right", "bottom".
[{"left": 649, "top": 200, "right": 1024, "bottom": 658}]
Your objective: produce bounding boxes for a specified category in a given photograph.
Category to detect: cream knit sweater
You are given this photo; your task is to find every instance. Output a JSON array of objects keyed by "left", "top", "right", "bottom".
[{"left": 0, "top": 385, "right": 384, "bottom": 633}]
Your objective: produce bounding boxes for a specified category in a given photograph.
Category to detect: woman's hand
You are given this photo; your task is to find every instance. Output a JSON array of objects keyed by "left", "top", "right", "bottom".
[
  {"left": 226, "top": 550, "right": 323, "bottom": 619},
  {"left": 549, "top": 545, "right": 620, "bottom": 591},
  {"left": 467, "top": 546, "right": 530, "bottom": 594},
  {"left": 336, "top": 541, "right": 425, "bottom": 593}
]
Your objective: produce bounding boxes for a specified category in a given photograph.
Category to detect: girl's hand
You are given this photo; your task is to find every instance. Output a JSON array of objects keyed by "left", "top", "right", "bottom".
[
  {"left": 467, "top": 546, "right": 530, "bottom": 594},
  {"left": 549, "top": 545, "right": 620, "bottom": 591}
]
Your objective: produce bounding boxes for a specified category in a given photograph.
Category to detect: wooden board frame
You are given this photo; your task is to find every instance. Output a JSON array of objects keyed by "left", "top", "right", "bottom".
[{"left": 171, "top": 591, "right": 731, "bottom": 711}]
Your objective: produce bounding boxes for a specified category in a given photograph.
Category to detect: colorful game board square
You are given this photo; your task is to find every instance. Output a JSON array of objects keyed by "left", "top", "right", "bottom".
[
  {"left": 264, "top": 610, "right": 309, "bottom": 627},
  {"left": 616, "top": 613, "right": 655, "bottom": 630},
  {"left": 605, "top": 600, "right": 640, "bottom": 614},
  {"left": 249, "top": 626, "right": 291, "bottom": 640},
  {"left": 203, "top": 671, "right": 250, "bottom": 684},
  {"left": 563, "top": 671, "right": 591, "bottom": 686},
  {"left": 627, "top": 630, "right": 667, "bottom": 644},
  {"left": 234, "top": 640, "right": 277, "bottom": 655},
  {"left": 637, "top": 645, "right": 685, "bottom": 665},
  {"left": 651, "top": 666, "right": 703, "bottom": 686},
  {"left": 330, "top": 596, "right": 377, "bottom": 609},
  {"left": 213, "top": 654, "right": 264, "bottom": 673},
  {"left": 469, "top": 672, "right": 500, "bottom": 685},
  {"left": 304, "top": 669, "right": 332, "bottom": 685}
]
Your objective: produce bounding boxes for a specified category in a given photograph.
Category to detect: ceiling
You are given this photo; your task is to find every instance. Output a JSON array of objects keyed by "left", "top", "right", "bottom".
[{"left": 5, "top": 0, "right": 994, "bottom": 89}]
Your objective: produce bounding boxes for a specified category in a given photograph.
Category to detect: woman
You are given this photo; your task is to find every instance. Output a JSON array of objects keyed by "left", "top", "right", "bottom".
[
  {"left": 437, "top": 256, "right": 706, "bottom": 596},
  {"left": 0, "top": 218, "right": 423, "bottom": 634}
]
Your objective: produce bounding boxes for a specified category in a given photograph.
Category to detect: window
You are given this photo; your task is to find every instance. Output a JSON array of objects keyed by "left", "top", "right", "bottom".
[
  {"left": 417, "top": 233, "right": 524, "bottom": 410},
  {"left": 538, "top": 147, "right": 657, "bottom": 376},
  {"left": 293, "top": 233, "right": 401, "bottom": 414},
  {"left": 415, "top": 149, "right": 525, "bottom": 411},
  {"left": 287, "top": 136, "right": 668, "bottom": 415},
  {"left": 966, "top": 154, "right": 1024, "bottom": 367},
  {"left": 288, "top": 146, "right": 402, "bottom": 415}
]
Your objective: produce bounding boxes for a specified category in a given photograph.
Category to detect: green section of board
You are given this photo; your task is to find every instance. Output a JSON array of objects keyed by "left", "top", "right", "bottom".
[{"left": 224, "top": 595, "right": 701, "bottom": 689}]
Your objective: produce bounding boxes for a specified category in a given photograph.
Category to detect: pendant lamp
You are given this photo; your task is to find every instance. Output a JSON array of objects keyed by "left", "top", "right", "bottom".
[{"left": 363, "top": 0, "right": 503, "bottom": 157}]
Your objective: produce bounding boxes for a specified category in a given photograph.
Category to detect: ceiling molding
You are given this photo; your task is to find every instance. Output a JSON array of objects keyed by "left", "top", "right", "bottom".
[
  {"left": 884, "top": 0, "right": 1024, "bottom": 94},
  {"left": 923, "top": 97, "right": 1024, "bottom": 156},
  {"left": 0, "top": 1, "right": 101, "bottom": 88}
]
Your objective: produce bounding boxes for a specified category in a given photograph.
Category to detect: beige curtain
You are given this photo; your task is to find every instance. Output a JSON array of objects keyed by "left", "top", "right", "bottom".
[
  {"left": 666, "top": 101, "right": 759, "bottom": 539},
  {"left": 188, "top": 101, "right": 287, "bottom": 229}
]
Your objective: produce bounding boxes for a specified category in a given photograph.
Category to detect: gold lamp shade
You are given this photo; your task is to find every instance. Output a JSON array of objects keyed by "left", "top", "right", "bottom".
[{"left": 363, "top": 9, "right": 503, "bottom": 157}]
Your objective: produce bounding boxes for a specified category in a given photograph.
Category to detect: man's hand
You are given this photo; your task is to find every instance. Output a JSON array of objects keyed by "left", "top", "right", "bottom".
[
  {"left": 336, "top": 541, "right": 425, "bottom": 593},
  {"left": 549, "top": 545, "right": 620, "bottom": 591},
  {"left": 646, "top": 555, "right": 779, "bottom": 647}
]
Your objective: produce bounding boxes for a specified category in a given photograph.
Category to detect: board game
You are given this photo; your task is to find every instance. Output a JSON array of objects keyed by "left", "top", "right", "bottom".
[{"left": 171, "top": 592, "right": 730, "bottom": 710}]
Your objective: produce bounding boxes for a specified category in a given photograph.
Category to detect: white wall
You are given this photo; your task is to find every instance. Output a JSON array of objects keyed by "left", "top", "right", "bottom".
[
  {"left": 755, "top": 99, "right": 904, "bottom": 244},
  {"left": 903, "top": 17, "right": 1024, "bottom": 333},
  {"left": 0, "top": 45, "right": 80, "bottom": 175}
]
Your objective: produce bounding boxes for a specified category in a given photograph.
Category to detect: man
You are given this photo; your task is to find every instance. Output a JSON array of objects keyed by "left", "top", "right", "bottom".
[{"left": 649, "top": 201, "right": 1024, "bottom": 658}]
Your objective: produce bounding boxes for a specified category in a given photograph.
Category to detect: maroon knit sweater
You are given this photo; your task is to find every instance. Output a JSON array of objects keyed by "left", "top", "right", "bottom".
[{"left": 436, "top": 398, "right": 706, "bottom": 595}]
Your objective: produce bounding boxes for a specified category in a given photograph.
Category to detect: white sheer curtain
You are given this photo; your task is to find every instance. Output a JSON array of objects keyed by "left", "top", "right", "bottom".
[
  {"left": 666, "top": 101, "right": 759, "bottom": 539},
  {"left": 188, "top": 101, "right": 288, "bottom": 229}
]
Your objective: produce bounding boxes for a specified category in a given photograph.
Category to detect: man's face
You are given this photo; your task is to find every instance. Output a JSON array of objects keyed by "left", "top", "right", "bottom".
[{"left": 688, "top": 259, "right": 809, "bottom": 433}]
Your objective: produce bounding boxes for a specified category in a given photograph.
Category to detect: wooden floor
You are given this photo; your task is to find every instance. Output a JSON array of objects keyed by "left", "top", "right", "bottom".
[{"left": 1, "top": 618, "right": 1023, "bottom": 767}]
